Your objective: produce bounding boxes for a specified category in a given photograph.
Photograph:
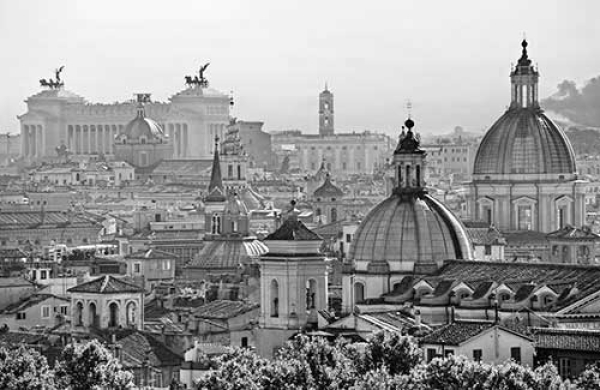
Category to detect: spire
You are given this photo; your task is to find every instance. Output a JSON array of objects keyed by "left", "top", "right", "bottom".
[
  {"left": 392, "top": 117, "right": 426, "bottom": 194},
  {"left": 206, "top": 136, "right": 226, "bottom": 203},
  {"left": 324, "top": 82, "right": 328, "bottom": 92}
]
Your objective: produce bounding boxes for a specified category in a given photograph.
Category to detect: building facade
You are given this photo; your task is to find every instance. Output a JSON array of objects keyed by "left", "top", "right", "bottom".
[{"left": 18, "top": 72, "right": 231, "bottom": 162}]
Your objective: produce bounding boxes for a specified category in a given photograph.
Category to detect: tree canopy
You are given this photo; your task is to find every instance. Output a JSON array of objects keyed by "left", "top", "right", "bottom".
[{"left": 194, "top": 332, "right": 589, "bottom": 390}]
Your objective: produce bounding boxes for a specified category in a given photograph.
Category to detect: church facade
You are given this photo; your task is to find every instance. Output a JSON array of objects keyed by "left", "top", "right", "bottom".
[
  {"left": 467, "top": 41, "right": 587, "bottom": 233},
  {"left": 18, "top": 68, "right": 231, "bottom": 162}
]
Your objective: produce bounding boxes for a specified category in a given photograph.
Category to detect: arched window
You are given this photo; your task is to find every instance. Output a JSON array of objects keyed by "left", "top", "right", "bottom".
[
  {"left": 270, "top": 280, "right": 279, "bottom": 318},
  {"left": 76, "top": 302, "right": 84, "bottom": 326},
  {"left": 354, "top": 282, "right": 365, "bottom": 304},
  {"left": 405, "top": 165, "right": 411, "bottom": 187},
  {"left": 316, "top": 208, "right": 322, "bottom": 217},
  {"left": 88, "top": 302, "right": 97, "bottom": 328},
  {"left": 306, "top": 279, "right": 317, "bottom": 310},
  {"left": 126, "top": 301, "right": 137, "bottom": 327},
  {"left": 416, "top": 165, "right": 421, "bottom": 187},
  {"left": 331, "top": 208, "right": 337, "bottom": 223},
  {"left": 237, "top": 165, "right": 242, "bottom": 180},
  {"left": 397, "top": 165, "right": 402, "bottom": 186},
  {"left": 108, "top": 302, "right": 119, "bottom": 327},
  {"left": 211, "top": 214, "right": 221, "bottom": 235}
]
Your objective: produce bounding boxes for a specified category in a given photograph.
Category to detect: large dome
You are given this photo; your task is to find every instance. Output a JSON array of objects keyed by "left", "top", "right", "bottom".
[
  {"left": 122, "top": 116, "right": 164, "bottom": 140},
  {"left": 349, "top": 192, "right": 473, "bottom": 272},
  {"left": 473, "top": 108, "right": 576, "bottom": 178}
]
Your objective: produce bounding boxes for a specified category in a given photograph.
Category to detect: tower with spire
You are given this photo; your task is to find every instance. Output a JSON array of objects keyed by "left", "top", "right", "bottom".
[
  {"left": 204, "top": 136, "right": 227, "bottom": 237},
  {"left": 319, "top": 84, "right": 334, "bottom": 136}
]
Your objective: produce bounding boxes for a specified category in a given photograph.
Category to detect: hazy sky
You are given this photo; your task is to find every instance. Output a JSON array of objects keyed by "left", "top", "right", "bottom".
[{"left": 1, "top": 1, "right": 599, "bottom": 136}]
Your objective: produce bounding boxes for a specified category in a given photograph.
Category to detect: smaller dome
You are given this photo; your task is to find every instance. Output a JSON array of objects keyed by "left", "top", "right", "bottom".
[
  {"left": 122, "top": 115, "right": 164, "bottom": 140},
  {"left": 313, "top": 175, "right": 343, "bottom": 198}
]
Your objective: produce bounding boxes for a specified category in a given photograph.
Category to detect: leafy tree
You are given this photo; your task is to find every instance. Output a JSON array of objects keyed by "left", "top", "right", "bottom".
[
  {"left": 55, "top": 339, "right": 134, "bottom": 390},
  {"left": 358, "top": 331, "right": 421, "bottom": 376},
  {"left": 0, "top": 346, "right": 55, "bottom": 390},
  {"left": 577, "top": 362, "right": 600, "bottom": 390}
]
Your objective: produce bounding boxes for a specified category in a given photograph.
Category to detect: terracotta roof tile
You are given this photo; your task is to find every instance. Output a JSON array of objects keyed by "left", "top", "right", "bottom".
[
  {"left": 68, "top": 275, "right": 143, "bottom": 294},
  {"left": 534, "top": 328, "right": 600, "bottom": 352}
]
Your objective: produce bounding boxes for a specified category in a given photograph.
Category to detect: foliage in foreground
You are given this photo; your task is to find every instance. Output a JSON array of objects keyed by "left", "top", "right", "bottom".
[
  {"left": 0, "top": 339, "right": 134, "bottom": 390},
  {"left": 196, "top": 331, "right": 600, "bottom": 390}
]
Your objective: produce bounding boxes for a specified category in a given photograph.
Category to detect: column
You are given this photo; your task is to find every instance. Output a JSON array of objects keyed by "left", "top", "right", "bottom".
[
  {"left": 174, "top": 124, "right": 181, "bottom": 157},
  {"left": 183, "top": 124, "right": 188, "bottom": 157},
  {"left": 30, "top": 127, "right": 36, "bottom": 157},
  {"left": 21, "top": 125, "right": 29, "bottom": 157},
  {"left": 76, "top": 125, "right": 82, "bottom": 154},
  {"left": 168, "top": 124, "right": 174, "bottom": 152},
  {"left": 38, "top": 125, "right": 44, "bottom": 158}
]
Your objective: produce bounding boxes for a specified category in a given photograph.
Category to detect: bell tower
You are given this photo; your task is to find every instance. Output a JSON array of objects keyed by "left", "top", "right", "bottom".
[
  {"left": 255, "top": 201, "right": 328, "bottom": 357},
  {"left": 319, "top": 84, "right": 334, "bottom": 136},
  {"left": 510, "top": 39, "right": 540, "bottom": 109}
]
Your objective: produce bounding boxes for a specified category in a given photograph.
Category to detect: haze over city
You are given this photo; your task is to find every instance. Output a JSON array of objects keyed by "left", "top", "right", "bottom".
[{"left": 1, "top": 0, "right": 599, "bottom": 136}]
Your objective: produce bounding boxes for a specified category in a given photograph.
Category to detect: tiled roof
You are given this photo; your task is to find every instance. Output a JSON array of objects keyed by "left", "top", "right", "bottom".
[
  {"left": 265, "top": 218, "right": 322, "bottom": 241},
  {"left": 503, "top": 231, "right": 548, "bottom": 246},
  {"left": 430, "top": 260, "right": 600, "bottom": 311},
  {"left": 546, "top": 226, "right": 600, "bottom": 241},
  {"left": 68, "top": 275, "right": 143, "bottom": 294},
  {"left": 467, "top": 227, "right": 506, "bottom": 246},
  {"left": 420, "top": 321, "right": 495, "bottom": 345},
  {"left": 188, "top": 239, "right": 267, "bottom": 270},
  {"left": 471, "top": 281, "right": 494, "bottom": 300},
  {"left": 191, "top": 300, "right": 258, "bottom": 319},
  {"left": 0, "top": 211, "right": 99, "bottom": 229},
  {"left": 1, "top": 293, "right": 68, "bottom": 314},
  {"left": 117, "top": 331, "right": 182, "bottom": 368},
  {"left": 432, "top": 280, "right": 455, "bottom": 297},
  {"left": 533, "top": 328, "right": 600, "bottom": 352}
]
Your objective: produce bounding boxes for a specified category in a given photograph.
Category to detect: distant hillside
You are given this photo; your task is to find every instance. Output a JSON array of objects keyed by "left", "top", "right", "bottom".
[
  {"left": 542, "top": 76, "right": 600, "bottom": 127},
  {"left": 565, "top": 127, "right": 600, "bottom": 156}
]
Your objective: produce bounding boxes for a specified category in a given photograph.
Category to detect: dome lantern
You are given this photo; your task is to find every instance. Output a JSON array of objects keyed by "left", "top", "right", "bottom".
[
  {"left": 392, "top": 118, "right": 426, "bottom": 193},
  {"left": 510, "top": 39, "right": 540, "bottom": 109}
]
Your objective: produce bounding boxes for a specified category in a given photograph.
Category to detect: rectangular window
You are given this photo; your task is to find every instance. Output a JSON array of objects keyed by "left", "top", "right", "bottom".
[
  {"left": 473, "top": 349, "right": 482, "bottom": 362},
  {"left": 445, "top": 349, "right": 454, "bottom": 357},
  {"left": 134, "top": 263, "right": 141, "bottom": 274},
  {"left": 510, "top": 347, "right": 521, "bottom": 364},
  {"left": 517, "top": 206, "right": 532, "bottom": 230},
  {"left": 41, "top": 306, "right": 50, "bottom": 319},
  {"left": 485, "top": 245, "right": 492, "bottom": 256},
  {"left": 16, "top": 312, "right": 26, "bottom": 320},
  {"left": 426, "top": 348, "right": 436, "bottom": 362},
  {"left": 60, "top": 305, "right": 68, "bottom": 315},
  {"left": 40, "top": 270, "right": 47, "bottom": 280},
  {"left": 558, "top": 358, "right": 571, "bottom": 379},
  {"left": 346, "top": 234, "right": 352, "bottom": 243}
]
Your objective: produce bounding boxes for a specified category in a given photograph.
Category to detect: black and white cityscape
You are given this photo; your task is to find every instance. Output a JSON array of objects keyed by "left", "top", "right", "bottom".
[{"left": 1, "top": 1, "right": 600, "bottom": 389}]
